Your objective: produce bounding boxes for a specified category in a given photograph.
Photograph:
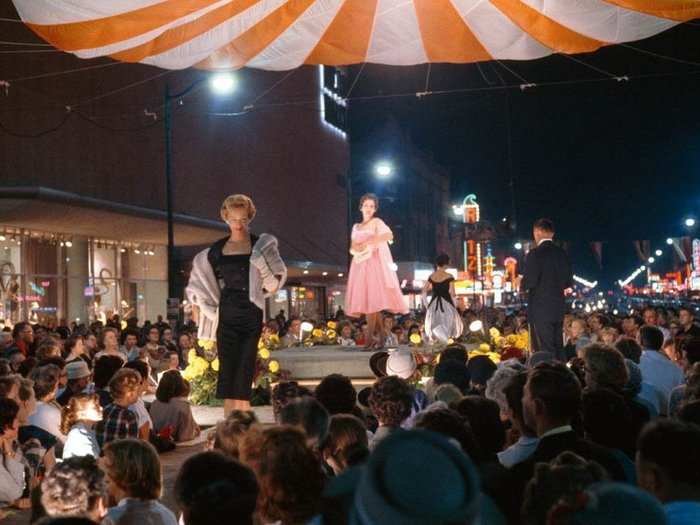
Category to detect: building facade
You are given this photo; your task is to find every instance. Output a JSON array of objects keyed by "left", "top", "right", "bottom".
[{"left": 0, "top": 8, "right": 350, "bottom": 325}]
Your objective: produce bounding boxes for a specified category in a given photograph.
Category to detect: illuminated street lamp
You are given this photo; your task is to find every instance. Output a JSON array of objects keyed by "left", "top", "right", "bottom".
[
  {"left": 374, "top": 162, "right": 393, "bottom": 179},
  {"left": 514, "top": 242, "right": 523, "bottom": 250},
  {"left": 655, "top": 249, "right": 662, "bottom": 257},
  {"left": 685, "top": 218, "right": 696, "bottom": 228},
  {"left": 666, "top": 238, "right": 673, "bottom": 245}
]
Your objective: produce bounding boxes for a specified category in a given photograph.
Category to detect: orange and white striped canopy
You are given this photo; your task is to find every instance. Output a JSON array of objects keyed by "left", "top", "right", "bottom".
[{"left": 13, "top": 0, "right": 700, "bottom": 70}]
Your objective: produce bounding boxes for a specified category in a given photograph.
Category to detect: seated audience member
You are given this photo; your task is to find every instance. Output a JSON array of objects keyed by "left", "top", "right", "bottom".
[
  {"left": 454, "top": 396, "right": 506, "bottom": 462},
  {"left": 95, "top": 369, "right": 140, "bottom": 447},
  {"left": 174, "top": 451, "right": 258, "bottom": 525},
  {"left": 61, "top": 394, "right": 102, "bottom": 460},
  {"left": 516, "top": 363, "right": 626, "bottom": 481},
  {"left": 486, "top": 364, "right": 523, "bottom": 421},
  {"left": 638, "top": 325, "right": 684, "bottom": 413},
  {"left": 63, "top": 335, "right": 89, "bottom": 368},
  {"left": 6, "top": 349, "right": 25, "bottom": 374},
  {"left": 207, "top": 410, "right": 258, "bottom": 459},
  {"left": 271, "top": 381, "right": 312, "bottom": 421},
  {"left": 615, "top": 337, "right": 643, "bottom": 363},
  {"left": 7, "top": 322, "right": 33, "bottom": 358},
  {"left": 241, "top": 426, "right": 325, "bottom": 525},
  {"left": 466, "top": 355, "right": 497, "bottom": 394},
  {"left": 413, "top": 407, "right": 483, "bottom": 464},
  {"left": 314, "top": 373, "right": 357, "bottom": 415},
  {"left": 29, "top": 365, "right": 66, "bottom": 443},
  {"left": 499, "top": 371, "right": 539, "bottom": 469},
  {"left": 582, "top": 344, "right": 648, "bottom": 442},
  {"left": 564, "top": 318, "right": 591, "bottom": 361},
  {"left": 120, "top": 330, "right": 141, "bottom": 363},
  {"left": 678, "top": 399, "right": 700, "bottom": 426},
  {"left": 0, "top": 358, "right": 12, "bottom": 377},
  {"left": 581, "top": 389, "right": 637, "bottom": 479},
  {"left": 100, "top": 439, "right": 177, "bottom": 525},
  {"left": 56, "top": 360, "right": 91, "bottom": 407},
  {"left": 337, "top": 322, "right": 356, "bottom": 347},
  {"left": 149, "top": 370, "right": 199, "bottom": 442},
  {"left": 122, "top": 360, "right": 152, "bottom": 440},
  {"left": 637, "top": 419, "right": 700, "bottom": 525},
  {"left": 92, "top": 355, "right": 124, "bottom": 409},
  {"left": 0, "top": 373, "right": 20, "bottom": 400},
  {"left": 17, "top": 376, "right": 56, "bottom": 477},
  {"left": 39, "top": 455, "right": 106, "bottom": 522},
  {"left": 368, "top": 376, "right": 413, "bottom": 449},
  {"left": 521, "top": 451, "right": 608, "bottom": 525},
  {"left": 0, "top": 398, "right": 29, "bottom": 509},
  {"left": 432, "top": 383, "right": 464, "bottom": 406},
  {"left": 326, "top": 429, "right": 484, "bottom": 525},
  {"left": 668, "top": 337, "right": 700, "bottom": 416},
  {"left": 547, "top": 482, "right": 667, "bottom": 525},
  {"left": 35, "top": 338, "right": 62, "bottom": 362},
  {"left": 599, "top": 326, "right": 620, "bottom": 346},
  {"left": 279, "top": 397, "right": 329, "bottom": 451},
  {"left": 94, "top": 328, "right": 127, "bottom": 364},
  {"left": 321, "top": 414, "right": 369, "bottom": 475},
  {"left": 623, "top": 358, "right": 661, "bottom": 419}
]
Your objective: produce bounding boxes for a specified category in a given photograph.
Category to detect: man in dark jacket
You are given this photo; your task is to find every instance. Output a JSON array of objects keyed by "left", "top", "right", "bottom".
[{"left": 521, "top": 218, "right": 572, "bottom": 361}]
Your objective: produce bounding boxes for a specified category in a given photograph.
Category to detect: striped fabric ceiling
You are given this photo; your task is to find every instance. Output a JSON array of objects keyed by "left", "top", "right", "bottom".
[{"left": 13, "top": 0, "right": 700, "bottom": 70}]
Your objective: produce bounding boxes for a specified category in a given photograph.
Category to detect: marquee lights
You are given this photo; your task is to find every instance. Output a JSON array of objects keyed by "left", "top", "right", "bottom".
[
  {"left": 573, "top": 275, "right": 598, "bottom": 289},
  {"left": 618, "top": 266, "right": 646, "bottom": 287}
]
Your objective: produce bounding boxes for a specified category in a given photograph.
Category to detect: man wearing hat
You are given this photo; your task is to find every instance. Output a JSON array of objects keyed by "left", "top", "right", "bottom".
[{"left": 57, "top": 360, "right": 91, "bottom": 406}]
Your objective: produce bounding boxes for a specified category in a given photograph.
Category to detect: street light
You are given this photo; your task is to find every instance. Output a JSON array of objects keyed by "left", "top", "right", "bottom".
[
  {"left": 164, "top": 72, "right": 237, "bottom": 309},
  {"left": 514, "top": 242, "right": 523, "bottom": 250},
  {"left": 655, "top": 249, "right": 662, "bottom": 257},
  {"left": 648, "top": 257, "right": 655, "bottom": 264},
  {"left": 209, "top": 72, "right": 236, "bottom": 95},
  {"left": 666, "top": 238, "right": 673, "bottom": 245},
  {"left": 374, "top": 162, "right": 393, "bottom": 179},
  {"left": 685, "top": 218, "right": 696, "bottom": 228}
]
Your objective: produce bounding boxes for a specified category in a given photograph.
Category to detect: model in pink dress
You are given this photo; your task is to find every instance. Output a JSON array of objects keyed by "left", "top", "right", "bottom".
[{"left": 345, "top": 194, "right": 407, "bottom": 349}]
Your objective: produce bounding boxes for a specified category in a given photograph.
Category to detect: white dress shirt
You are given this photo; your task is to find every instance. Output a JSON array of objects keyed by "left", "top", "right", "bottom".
[
  {"left": 497, "top": 435, "right": 539, "bottom": 468},
  {"left": 29, "top": 401, "right": 66, "bottom": 443}
]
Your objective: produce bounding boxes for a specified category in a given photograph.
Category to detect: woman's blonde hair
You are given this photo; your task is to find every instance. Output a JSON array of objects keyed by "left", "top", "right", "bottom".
[
  {"left": 221, "top": 194, "right": 256, "bottom": 222},
  {"left": 60, "top": 393, "right": 101, "bottom": 434}
]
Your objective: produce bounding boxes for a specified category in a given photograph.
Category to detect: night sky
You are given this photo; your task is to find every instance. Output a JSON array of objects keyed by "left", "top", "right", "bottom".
[{"left": 348, "top": 21, "right": 700, "bottom": 287}]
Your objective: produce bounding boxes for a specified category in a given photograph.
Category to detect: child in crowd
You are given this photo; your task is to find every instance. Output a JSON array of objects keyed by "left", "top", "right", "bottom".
[
  {"left": 149, "top": 370, "right": 199, "bottom": 442},
  {"left": 100, "top": 438, "right": 178, "bottom": 525},
  {"left": 95, "top": 368, "right": 140, "bottom": 448},
  {"left": 123, "top": 360, "right": 153, "bottom": 441},
  {"left": 61, "top": 394, "right": 102, "bottom": 459}
]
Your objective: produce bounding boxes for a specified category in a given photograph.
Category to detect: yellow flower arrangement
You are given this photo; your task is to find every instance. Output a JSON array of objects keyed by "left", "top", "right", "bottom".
[
  {"left": 187, "top": 348, "right": 197, "bottom": 363},
  {"left": 268, "top": 360, "right": 280, "bottom": 373},
  {"left": 258, "top": 338, "right": 266, "bottom": 350},
  {"left": 198, "top": 339, "right": 215, "bottom": 351},
  {"left": 327, "top": 321, "right": 337, "bottom": 330},
  {"left": 312, "top": 328, "right": 324, "bottom": 338},
  {"left": 211, "top": 358, "right": 220, "bottom": 372},
  {"left": 269, "top": 334, "right": 280, "bottom": 345},
  {"left": 479, "top": 343, "right": 491, "bottom": 352},
  {"left": 326, "top": 329, "right": 337, "bottom": 340},
  {"left": 489, "top": 327, "right": 501, "bottom": 339},
  {"left": 410, "top": 333, "right": 422, "bottom": 345},
  {"left": 258, "top": 348, "right": 271, "bottom": 360}
]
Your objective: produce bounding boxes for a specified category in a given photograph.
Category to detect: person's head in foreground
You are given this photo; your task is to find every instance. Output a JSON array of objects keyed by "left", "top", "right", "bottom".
[
  {"left": 207, "top": 409, "right": 258, "bottom": 460},
  {"left": 40, "top": 455, "right": 106, "bottom": 522},
  {"left": 368, "top": 375, "right": 412, "bottom": 428},
  {"left": 523, "top": 362, "right": 582, "bottom": 437},
  {"left": 321, "top": 413, "right": 369, "bottom": 475},
  {"left": 329, "top": 429, "right": 483, "bottom": 525},
  {"left": 545, "top": 482, "right": 666, "bottom": 525},
  {"left": 99, "top": 439, "right": 163, "bottom": 506},
  {"left": 175, "top": 451, "right": 258, "bottom": 525},
  {"left": 636, "top": 419, "right": 700, "bottom": 505},
  {"left": 240, "top": 425, "right": 325, "bottom": 525}
]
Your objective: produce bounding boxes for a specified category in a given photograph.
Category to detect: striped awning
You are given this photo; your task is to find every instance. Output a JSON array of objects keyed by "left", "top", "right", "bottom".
[{"left": 12, "top": 0, "right": 700, "bottom": 70}]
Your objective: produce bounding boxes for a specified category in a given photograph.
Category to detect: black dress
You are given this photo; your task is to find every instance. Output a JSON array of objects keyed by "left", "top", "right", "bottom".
[{"left": 209, "top": 236, "right": 263, "bottom": 400}]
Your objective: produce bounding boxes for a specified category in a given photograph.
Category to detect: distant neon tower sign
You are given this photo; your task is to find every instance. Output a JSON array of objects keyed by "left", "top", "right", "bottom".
[{"left": 452, "top": 194, "right": 481, "bottom": 278}]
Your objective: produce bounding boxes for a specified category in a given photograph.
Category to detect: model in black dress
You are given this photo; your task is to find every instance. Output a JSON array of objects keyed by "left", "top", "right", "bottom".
[{"left": 208, "top": 236, "right": 262, "bottom": 401}]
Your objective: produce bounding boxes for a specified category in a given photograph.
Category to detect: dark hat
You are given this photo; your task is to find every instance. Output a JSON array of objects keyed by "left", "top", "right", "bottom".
[
  {"left": 466, "top": 356, "right": 497, "bottom": 386},
  {"left": 357, "top": 387, "right": 372, "bottom": 408},
  {"left": 328, "top": 430, "right": 481, "bottom": 525},
  {"left": 369, "top": 351, "right": 389, "bottom": 378}
]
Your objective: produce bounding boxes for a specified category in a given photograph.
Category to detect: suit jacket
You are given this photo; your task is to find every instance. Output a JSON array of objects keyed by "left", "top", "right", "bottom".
[{"left": 521, "top": 240, "right": 572, "bottom": 322}]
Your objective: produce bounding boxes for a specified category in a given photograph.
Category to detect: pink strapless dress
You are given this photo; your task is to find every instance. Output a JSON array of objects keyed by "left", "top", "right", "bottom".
[{"left": 345, "top": 224, "right": 408, "bottom": 317}]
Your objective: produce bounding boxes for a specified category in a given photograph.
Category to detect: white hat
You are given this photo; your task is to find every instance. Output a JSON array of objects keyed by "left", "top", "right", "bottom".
[{"left": 386, "top": 349, "right": 417, "bottom": 379}]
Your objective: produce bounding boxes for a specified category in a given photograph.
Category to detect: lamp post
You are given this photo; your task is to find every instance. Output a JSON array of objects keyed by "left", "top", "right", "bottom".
[{"left": 163, "top": 73, "right": 235, "bottom": 309}]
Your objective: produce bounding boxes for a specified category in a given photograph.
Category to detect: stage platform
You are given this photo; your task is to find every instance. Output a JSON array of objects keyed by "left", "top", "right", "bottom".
[{"left": 273, "top": 345, "right": 379, "bottom": 387}]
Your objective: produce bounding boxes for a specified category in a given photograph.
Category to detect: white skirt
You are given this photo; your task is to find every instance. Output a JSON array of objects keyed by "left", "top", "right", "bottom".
[{"left": 424, "top": 297, "right": 464, "bottom": 343}]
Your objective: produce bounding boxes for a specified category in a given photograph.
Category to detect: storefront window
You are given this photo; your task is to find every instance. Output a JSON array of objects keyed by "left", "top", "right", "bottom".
[{"left": 289, "top": 286, "right": 325, "bottom": 320}]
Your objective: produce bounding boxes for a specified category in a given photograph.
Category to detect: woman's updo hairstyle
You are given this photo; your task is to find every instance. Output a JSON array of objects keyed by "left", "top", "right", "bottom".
[
  {"left": 435, "top": 253, "right": 450, "bottom": 267},
  {"left": 221, "top": 194, "right": 256, "bottom": 222},
  {"left": 358, "top": 193, "right": 379, "bottom": 212}
]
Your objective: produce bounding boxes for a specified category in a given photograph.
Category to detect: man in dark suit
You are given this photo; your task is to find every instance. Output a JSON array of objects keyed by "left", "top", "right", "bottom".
[{"left": 520, "top": 218, "right": 572, "bottom": 361}]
